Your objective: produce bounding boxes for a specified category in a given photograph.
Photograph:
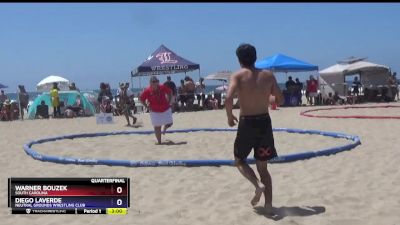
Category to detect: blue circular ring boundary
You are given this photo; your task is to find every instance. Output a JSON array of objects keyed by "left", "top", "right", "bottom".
[{"left": 23, "top": 128, "right": 361, "bottom": 167}]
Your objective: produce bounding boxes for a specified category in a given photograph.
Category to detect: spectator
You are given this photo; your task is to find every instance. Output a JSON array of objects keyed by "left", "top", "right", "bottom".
[
  {"left": 97, "top": 82, "right": 113, "bottom": 105},
  {"left": 163, "top": 76, "right": 178, "bottom": 112},
  {"left": 306, "top": 75, "right": 318, "bottom": 105},
  {"left": 177, "top": 79, "right": 186, "bottom": 111},
  {"left": 119, "top": 83, "right": 137, "bottom": 126},
  {"left": 35, "top": 100, "right": 49, "bottom": 119},
  {"left": 18, "top": 85, "right": 29, "bottom": 119},
  {"left": 352, "top": 77, "right": 362, "bottom": 96},
  {"left": 388, "top": 72, "right": 399, "bottom": 101},
  {"left": 285, "top": 76, "right": 296, "bottom": 94},
  {"left": 184, "top": 76, "right": 195, "bottom": 110},
  {"left": 0, "top": 99, "right": 12, "bottom": 121},
  {"left": 50, "top": 82, "right": 61, "bottom": 118},
  {"left": 0, "top": 90, "right": 8, "bottom": 104},
  {"left": 195, "top": 77, "right": 206, "bottom": 107},
  {"left": 295, "top": 78, "right": 303, "bottom": 105},
  {"left": 69, "top": 82, "right": 79, "bottom": 92}
]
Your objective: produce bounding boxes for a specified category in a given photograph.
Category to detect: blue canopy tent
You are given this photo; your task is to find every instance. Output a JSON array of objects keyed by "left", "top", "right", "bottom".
[
  {"left": 0, "top": 83, "right": 8, "bottom": 89},
  {"left": 131, "top": 44, "right": 200, "bottom": 88},
  {"left": 255, "top": 53, "right": 318, "bottom": 73},
  {"left": 256, "top": 53, "right": 318, "bottom": 106}
]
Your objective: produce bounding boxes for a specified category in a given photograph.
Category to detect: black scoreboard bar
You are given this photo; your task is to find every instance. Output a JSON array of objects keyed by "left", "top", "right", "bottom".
[{"left": 8, "top": 177, "right": 130, "bottom": 215}]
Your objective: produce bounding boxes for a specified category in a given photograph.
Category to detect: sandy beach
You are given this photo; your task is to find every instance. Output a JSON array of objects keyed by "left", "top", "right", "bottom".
[{"left": 1, "top": 102, "right": 400, "bottom": 225}]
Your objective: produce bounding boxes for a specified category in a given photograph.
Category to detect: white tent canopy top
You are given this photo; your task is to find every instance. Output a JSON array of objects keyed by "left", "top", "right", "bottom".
[
  {"left": 319, "top": 61, "right": 390, "bottom": 76},
  {"left": 319, "top": 59, "right": 391, "bottom": 97},
  {"left": 37, "top": 75, "right": 70, "bottom": 92}
]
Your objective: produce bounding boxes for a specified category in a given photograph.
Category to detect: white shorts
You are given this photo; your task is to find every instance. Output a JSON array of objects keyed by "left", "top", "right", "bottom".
[
  {"left": 309, "top": 92, "right": 318, "bottom": 97},
  {"left": 150, "top": 108, "right": 173, "bottom": 127},
  {"left": 170, "top": 95, "right": 176, "bottom": 104}
]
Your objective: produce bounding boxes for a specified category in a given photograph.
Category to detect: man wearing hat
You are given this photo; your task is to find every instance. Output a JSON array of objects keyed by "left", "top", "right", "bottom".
[{"left": 140, "top": 76, "right": 173, "bottom": 144}]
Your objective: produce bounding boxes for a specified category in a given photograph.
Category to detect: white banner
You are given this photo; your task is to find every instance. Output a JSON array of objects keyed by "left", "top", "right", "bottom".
[{"left": 95, "top": 113, "right": 114, "bottom": 124}]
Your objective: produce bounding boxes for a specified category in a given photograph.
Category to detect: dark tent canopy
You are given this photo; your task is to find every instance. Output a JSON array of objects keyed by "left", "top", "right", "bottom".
[
  {"left": 131, "top": 44, "right": 200, "bottom": 77},
  {"left": 0, "top": 83, "right": 8, "bottom": 89}
]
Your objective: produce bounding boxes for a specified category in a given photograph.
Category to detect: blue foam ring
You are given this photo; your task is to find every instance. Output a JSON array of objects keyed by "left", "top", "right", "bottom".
[{"left": 23, "top": 128, "right": 361, "bottom": 167}]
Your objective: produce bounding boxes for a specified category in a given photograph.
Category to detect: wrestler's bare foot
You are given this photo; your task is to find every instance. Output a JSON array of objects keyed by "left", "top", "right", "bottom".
[
  {"left": 263, "top": 203, "right": 275, "bottom": 217},
  {"left": 132, "top": 117, "right": 137, "bottom": 125},
  {"left": 162, "top": 124, "right": 172, "bottom": 135},
  {"left": 251, "top": 186, "right": 265, "bottom": 206}
]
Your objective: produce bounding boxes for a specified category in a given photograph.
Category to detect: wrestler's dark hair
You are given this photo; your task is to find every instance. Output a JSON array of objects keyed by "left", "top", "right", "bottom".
[{"left": 236, "top": 43, "right": 257, "bottom": 67}]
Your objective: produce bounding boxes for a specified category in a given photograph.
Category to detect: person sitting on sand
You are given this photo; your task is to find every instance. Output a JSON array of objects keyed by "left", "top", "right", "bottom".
[
  {"left": 205, "top": 95, "right": 219, "bottom": 110},
  {"left": 0, "top": 99, "right": 13, "bottom": 121},
  {"left": 140, "top": 76, "right": 173, "bottom": 144},
  {"left": 100, "top": 96, "right": 113, "bottom": 114},
  {"left": 35, "top": 100, "right": 49, "bottom": 119},
  {"left": 66, "top": 96, "right": 84, "bottom": 117}
]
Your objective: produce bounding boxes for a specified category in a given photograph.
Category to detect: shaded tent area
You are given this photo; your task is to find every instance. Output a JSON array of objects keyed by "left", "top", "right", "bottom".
[
  {"left": 131, "top": 44, "right": 200, "bottom": 88},
  {"left": 319, "top": 57, "right": 391, "bottom": 102},
  {"left": 256, "top": 53, "right": 318, "bottom": 106},
  {"left": 27, "top": 91, "right": 96, "bottom": 119}
]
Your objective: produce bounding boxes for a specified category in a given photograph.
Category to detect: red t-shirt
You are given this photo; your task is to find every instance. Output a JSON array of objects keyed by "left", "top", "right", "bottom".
[
  {"left": 307, "top": 79, "right": 318, "bottom": 93},
  {"left": 140, "top": 84, "right": 172, "bottom": 112}
]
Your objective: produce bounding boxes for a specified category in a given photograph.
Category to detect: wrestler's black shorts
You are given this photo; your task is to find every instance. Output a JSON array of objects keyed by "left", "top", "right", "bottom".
[{"left": 234, "top": 113, "right": 278, "bottom": 161}]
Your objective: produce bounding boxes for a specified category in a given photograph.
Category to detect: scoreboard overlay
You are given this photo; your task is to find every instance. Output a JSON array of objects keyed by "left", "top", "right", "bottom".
[{"left": 8, "top": 177, "right": 130, "bottom": 214}]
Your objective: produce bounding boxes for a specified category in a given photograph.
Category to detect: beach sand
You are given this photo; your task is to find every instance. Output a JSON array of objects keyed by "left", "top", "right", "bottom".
[{"left": 1, "top": 102, "right": 400, "bottom": 225}]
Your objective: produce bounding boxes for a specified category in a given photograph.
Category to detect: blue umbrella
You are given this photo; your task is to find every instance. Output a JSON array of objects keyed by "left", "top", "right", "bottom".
[
  {"left": 255, "top": 53, "right": 318, "bottom": 72},
  {"left": 0, "top": 83, "right": 8, "bottom": 89}
]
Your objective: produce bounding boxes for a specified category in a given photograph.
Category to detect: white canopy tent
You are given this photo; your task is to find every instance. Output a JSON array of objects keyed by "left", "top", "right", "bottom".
[
  {"left": 319, "top": 59, "right": 390, "bottom": 96},
  {"left": 37, "top": 75, "right": 70, "bottom": 92}
]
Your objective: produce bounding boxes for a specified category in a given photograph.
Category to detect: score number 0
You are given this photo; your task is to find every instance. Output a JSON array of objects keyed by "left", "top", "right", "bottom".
[{"left": 116, "top": 186, "right": 124, "bottom": 206}]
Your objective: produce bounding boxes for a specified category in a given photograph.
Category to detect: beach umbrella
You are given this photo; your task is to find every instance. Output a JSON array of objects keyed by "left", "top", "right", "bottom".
[
  {"left": 0, "top": 83, "right": 8, "bottom": 89},
  {"left": 205, "top": 71, "right": 231, "bottom": 94},
  {"left": 204, "top": 71, "right": 232, "bottom": 81},
  {"left": 37, "top": 75, "right": 70, "bottom": 92},
  {"left": 215, "top": 84, "right": 229, "bottom": 93}
]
